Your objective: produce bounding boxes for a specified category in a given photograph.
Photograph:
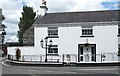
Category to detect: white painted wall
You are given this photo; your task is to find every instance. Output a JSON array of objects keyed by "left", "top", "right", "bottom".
[
  {"left": 118, "top": 37, "right": 120, "bottom": 44},
  {"left": 34, "top": 27, "right": 48, "bottom": 55},
  {"left": 7, "top": 46, "right": 35, "bottom": 55},
  {"left": 7, "top": 24, "right": 118, "bottom": 62},
  {"left": 94, "top": 25, "right": 118, "bottom": 53},
  {"left": 35, "top": 25, "right": 118, "bottom": 55}
]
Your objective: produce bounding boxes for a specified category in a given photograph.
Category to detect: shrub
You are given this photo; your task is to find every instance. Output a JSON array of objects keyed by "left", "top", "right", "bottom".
[{"left": 16, "top": 48, "right": 21, "bottom": 61}]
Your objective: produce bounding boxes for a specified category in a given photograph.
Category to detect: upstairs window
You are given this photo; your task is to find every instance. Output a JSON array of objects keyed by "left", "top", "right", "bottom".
[
  {"left": 118, "top": 27, "right": 120, "bottom": 35},
  {"left": 81, "top": 27, "right": 94, "bottom": 37},
  {"left": 82, "top": 29, "right": 93, "bottom": 35},
  {"left": 48, "top": 27, "right": 58, "bottom": 36},
  {"left": 48, "top": 45, "right": 58, "bottom": 54}
]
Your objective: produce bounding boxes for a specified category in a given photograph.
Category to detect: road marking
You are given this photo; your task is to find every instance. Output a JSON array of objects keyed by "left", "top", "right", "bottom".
[
  {"left": 29, "top": 70, "right": 39, "bottom": 72},
  {"left": 78, "top": 68, "right": 118, "bottom": 71},
  {"left": 2, "top": 61, "right": 10, "bottom": 67},
  {"left": 65, "top": 72, "right": 76, "bottom": 74},
  {"left": 46, "top": 71, "right": 54, "bottom": 72}
]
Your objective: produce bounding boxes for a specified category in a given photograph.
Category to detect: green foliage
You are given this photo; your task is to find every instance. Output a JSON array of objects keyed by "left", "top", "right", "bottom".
[{"left": 18, "top": 6, "right": 36, "bottom": 44}]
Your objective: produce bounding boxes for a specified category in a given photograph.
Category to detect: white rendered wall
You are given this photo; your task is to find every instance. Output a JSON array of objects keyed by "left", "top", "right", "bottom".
[
  {"left": 7, "top": 24, "right": 118, "bottom": 62},
  {"left": 94, "top": 25, "right": 118, "bottom": 54},
  {"left": 118, "top": 37, "right": 120, "bottom": 44},
  {"left": 7, "top": 46, "right": 35, "bottom": 55},
  {"left": 7, "top": 25, "right": 118, "bottom": 57},
  {"left": 34, "top": 27, "right": 48, "bottom": 55},
  {"left": 35, "top": 25, "right": 118, "bottom": 55}
]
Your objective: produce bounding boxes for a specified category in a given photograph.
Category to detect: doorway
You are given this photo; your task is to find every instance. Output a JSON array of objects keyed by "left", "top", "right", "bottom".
[{"left": 78, "top": 44, "right": 96, "bottom": 62}]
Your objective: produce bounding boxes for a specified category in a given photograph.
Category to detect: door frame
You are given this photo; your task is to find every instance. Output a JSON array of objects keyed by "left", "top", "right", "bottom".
[{"left": 78, "top": 44, "right": 96, "bottom": 62}]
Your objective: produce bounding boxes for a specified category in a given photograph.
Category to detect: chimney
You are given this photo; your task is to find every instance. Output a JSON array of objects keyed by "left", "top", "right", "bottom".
[{"left": 40, "top": 0, "right": 48, "bottom": 16}]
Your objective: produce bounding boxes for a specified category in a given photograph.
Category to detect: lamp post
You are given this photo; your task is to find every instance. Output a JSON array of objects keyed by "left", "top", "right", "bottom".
[{"left": 40, "top": 37, "right": 53, "bottom": 62}]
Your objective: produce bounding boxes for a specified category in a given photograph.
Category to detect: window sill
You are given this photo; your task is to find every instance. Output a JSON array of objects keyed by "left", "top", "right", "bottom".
[
  {"left": 47, "top": 54, "right": 59, "bottom": 56},
  {"left": 117, "top": 35, "right": 120, "bottom": 37},
  {"left": 80, "top": 35, "right": 94, "bottom": 37},
  {"left": 46, "top": 36, "right": 59, "bottom": 38}
]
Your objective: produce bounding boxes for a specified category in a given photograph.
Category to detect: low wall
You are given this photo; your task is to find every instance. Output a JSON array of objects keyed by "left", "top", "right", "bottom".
[
  {"left": 7, "top": 46, "right": 36, "bottom": 56},
  {"left": 7, "top": 47, "right": 119, "bottom": 63}
]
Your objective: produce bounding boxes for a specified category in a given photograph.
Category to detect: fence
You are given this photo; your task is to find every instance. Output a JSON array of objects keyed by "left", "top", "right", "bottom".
[{"left": 7, "top": 53, "right": 119, "bottom": 63}]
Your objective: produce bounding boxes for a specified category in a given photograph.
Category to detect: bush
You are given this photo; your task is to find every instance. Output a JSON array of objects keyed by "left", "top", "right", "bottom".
[{"left": 16, "top": 48, "right": 21, "bottom": 61}]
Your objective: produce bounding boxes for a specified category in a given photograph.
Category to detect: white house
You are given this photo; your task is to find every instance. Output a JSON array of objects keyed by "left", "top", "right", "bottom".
[{"left": 7, "top": 0, "right": 119, "bottom": 63}]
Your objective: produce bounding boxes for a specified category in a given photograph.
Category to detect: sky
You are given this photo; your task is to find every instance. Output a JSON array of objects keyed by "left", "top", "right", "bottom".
[{"left": 0, "top": 0, "right": 119, "bottom": 42}]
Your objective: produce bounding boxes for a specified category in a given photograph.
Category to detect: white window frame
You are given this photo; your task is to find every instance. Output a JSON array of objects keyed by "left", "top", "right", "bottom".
[
  {"left": 48, "top": 27, "right": 58, "bottom": 36},
  {"left": 48, "top": 45, "right": 58, "bottom": 54},
  {"left": 118, "top": 27, "right": 120, "bottom": 35},
  {"left": 81, "top": 28, "right": 93, "bottom": 36}
]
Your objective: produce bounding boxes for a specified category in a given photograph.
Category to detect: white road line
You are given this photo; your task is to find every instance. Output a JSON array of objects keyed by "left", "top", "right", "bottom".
[
  {"left": 78, "top": 68, "right": 118, "bottom": 71},
  {"left": 47, "top": 70, "right": 76, "bottom": 74},
  {"left": 2, "top": 61, "right": 10, "bottom": 67},
  {"left": 46, "top": 71, "right": 54, "bottom": 72},
  {"left": 29, "top": 70, "right": 39, "bottom": 72},
  {"left": 65, "top": 72, "right": 76, "bottom": 74}
]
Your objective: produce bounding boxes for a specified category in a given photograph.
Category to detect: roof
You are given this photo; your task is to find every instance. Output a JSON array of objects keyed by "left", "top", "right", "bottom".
[{"left": 34, "top": 10, "right": 119, "bottom": 24}]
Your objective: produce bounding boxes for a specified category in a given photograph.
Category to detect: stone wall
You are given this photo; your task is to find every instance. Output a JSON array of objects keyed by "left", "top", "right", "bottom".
[{"left": 23, "top": 25, "right": 34, "bottom": 46}]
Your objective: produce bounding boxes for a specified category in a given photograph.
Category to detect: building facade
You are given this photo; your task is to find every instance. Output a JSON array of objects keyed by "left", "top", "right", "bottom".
[
  {"left": 33, "top": 11, "right": 118, "bottom": 62},
  {"left": 7, "top": 1, "right": 119, "bottom": 63}
]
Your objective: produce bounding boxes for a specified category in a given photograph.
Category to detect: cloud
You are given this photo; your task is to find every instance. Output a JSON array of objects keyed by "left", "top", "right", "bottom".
[
  {"left": 0, "top": 0, "right": 119, "bottom": 42},
  {"left": 5, "top": 35, "right": 18, "bottom": 42},
  {"left": 0, "top": 0, "right": 23, "bottom": 42},
  {"left": 102, "top": 2, "right": 119, "bottom": 10},
  {"left": 47, "top": 0, "right": 76, "bottom": 12},
  {"left": 71, "top": 0, "right": 108, "bottom": 11},
  {"left": 6, "top": 25, "right": 18, "bottom": 35},
  {"left": 1, "top": 0, "right": 22, "bottom": 10}
]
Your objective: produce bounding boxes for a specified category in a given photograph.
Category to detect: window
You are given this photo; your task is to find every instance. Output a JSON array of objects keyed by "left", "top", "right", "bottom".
[
  {"left": 118, "top": 27, "right": 120, "bottom": 35},
  {"left": 48, "top": 27, "right": 58, "bottom": 36},
  {"left": 80, "top": 47, "right": 83, "bottom": 55},
  {"left": 91, "top": 47, "right": 95, "bottom": 54},
  {"left": 81, "top": 27, "right": 94, "bottom": 37},
  {"left": 91, "top": 47, "right": 95, "bottom": 61},
  {"left": 48, "top": 45, "right": 58, "bottom": 54},
  {"left": 80, "top": 56, "right": 83, "bottom": 61},
  {"left": 82, "top": 29, "right": 93, "bottom": 36}
]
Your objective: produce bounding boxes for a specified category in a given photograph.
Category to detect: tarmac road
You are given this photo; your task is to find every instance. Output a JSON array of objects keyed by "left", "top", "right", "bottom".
[{"left": 1, "top": 60, "right": 120, "bottom": 76}]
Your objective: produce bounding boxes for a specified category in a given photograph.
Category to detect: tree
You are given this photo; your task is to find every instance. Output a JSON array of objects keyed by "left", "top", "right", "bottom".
[{"left": 18, "top": 6, "right": 36, "bottom": 44}]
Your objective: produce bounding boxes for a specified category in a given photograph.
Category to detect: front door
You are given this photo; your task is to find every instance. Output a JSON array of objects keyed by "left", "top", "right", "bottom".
[{"left": 78, "top": 44, "right": 96, "bottom": 62}]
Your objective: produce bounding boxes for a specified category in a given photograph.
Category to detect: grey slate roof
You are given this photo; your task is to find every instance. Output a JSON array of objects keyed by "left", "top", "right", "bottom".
[{"left": 34, "top": 10, "right": 120, "bottom": 24}]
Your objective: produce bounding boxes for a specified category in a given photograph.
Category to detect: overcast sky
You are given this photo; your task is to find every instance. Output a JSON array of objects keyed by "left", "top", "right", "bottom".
[{"left": 0, "top": 0, "right": 119, "bottom": 42}]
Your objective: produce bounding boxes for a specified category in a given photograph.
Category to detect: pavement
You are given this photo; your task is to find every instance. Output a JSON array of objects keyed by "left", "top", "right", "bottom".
[
  {"left": 2, "top": 59, "right": 120, "bottom": 67},
  {"left": 1, "top": 55, "right": 120, "bottom": 67},
  {"left": 4, "top": 60, "right": 63, "bottom": 67},
  {"left": 2, "top": 58, "right": 120, "bottom": 76}
]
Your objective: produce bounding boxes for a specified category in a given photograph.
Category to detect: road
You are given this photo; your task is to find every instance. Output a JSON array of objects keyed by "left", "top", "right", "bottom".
[{"left": 1, "top": 60, "right": 120, "bottom": 76}]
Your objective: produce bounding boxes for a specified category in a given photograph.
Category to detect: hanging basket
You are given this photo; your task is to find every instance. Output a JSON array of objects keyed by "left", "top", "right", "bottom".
[
  {"left": 102, "top": 54, "right": 106, "bottom": 58},
  {"left": 85, "top": 43, "right": 89, "bottom": 47}
]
